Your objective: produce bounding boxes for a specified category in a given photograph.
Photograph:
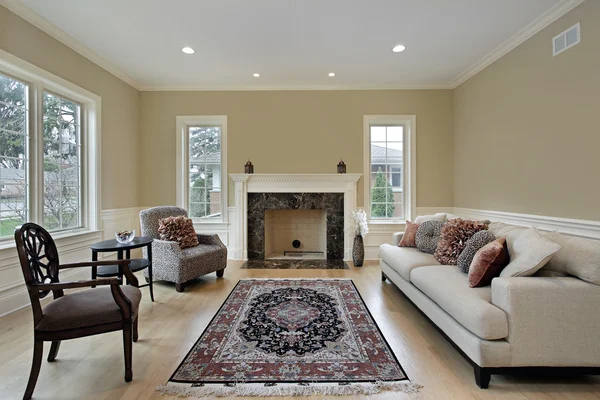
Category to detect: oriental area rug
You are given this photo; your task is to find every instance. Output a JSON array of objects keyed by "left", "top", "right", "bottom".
[{"left": 157, "top": 279, "right": 420, "bottom": 397}]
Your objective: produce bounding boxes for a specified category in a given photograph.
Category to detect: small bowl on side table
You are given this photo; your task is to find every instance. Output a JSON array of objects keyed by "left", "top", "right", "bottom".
[{"left": 116, "top": 230, "right": 135, "bottom": 244}]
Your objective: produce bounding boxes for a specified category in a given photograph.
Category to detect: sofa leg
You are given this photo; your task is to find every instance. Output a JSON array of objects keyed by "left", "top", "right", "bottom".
[
  {"left": 216, "top": 268, "right": 225, "bottom": 278},
  {"left": 382, "top": 272, "right": 387, "bottom": 282},
  {"left": 474, "top": 366, "right": 491, "bottom": 389},
  {"left": 175, "top": 282, "right": 185, "bottom": 293}
]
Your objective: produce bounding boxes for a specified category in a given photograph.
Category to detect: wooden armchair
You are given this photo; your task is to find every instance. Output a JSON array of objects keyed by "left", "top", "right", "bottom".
[{"left": 14, "top": 223, "right": 142, "bottom": 400}]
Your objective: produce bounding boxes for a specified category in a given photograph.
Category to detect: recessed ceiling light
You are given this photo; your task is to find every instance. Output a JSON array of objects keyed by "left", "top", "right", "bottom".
[
  {"left": 253, "top": 73, "right": 260, "bottom": 77},
  {"left": 392, "top": 44, "right": 406, "bottom": 53},
  {"left": 328, "top": 72, "right": 336, "bottom": 77},
  {"left": 181, "top": 47, "right": 195, "bottom": 54}
]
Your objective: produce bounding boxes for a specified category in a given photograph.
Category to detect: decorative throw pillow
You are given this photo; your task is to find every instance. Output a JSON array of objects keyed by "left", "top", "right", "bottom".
[
  {"left": 457, "top": 230, "right": 496, "bottom": 273},
  {"left": 399, "top": 221, "right": 420, "bottom": 247},
  {"left": 499, "top": 227, "right": 561, "bottom": 278},
  {"left": 434, "top": 218, "right": 488, "bottom": 265},
  {"left": 158, "top": 215, "right": 199, "bottom": 249},
  {"left": 414, "top": 213, "right": 447, "bottom": 224},
  {"left": 415, "top": 220, "right": 444, "bottom": 254},
  {"left": 468, "top": 238, "right": 510, "bottom": 287}
]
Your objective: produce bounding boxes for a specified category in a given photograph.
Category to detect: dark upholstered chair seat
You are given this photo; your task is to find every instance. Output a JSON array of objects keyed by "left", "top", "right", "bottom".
[{"left": 36, "top": 286, "right": 142, "bottom": 332}]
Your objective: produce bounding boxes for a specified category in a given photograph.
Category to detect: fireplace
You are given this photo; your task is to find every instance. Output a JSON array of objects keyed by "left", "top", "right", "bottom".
[
  {"left": 265, "top": 209, "right": 327, "bottom": 259},
  {"left": 229, "top": 174, "right": 362, "bottom": 260},
  {"left": 247, "top": 193, "right": 344, "bottom": 260}
]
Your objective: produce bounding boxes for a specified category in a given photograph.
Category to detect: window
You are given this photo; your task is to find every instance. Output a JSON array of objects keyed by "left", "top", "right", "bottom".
[
  {"left": 363, "top": 115, "right": 415, "bottom": 223},
  {"left": 188, "top": 126, "right": 222, "bottom": 220},
  {"left": 42, "top": 92, "right": 82, "bottom": 230},
  {"left": 0, "top": 74, "right": 28, "bottom": 236},
  {"left": 0, "top": 51, "right": 101, "bottom": 239},
  {"left": 176, "top": 116, "right": 228, "bottom": 224}
]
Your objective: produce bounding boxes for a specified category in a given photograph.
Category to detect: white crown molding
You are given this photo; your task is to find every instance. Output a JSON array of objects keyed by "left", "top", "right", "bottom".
[
  {"left": 138, "top": 83, "right": 454, "bottom": 91},
  {"left": 451, "top": 0, "right": 586, "bottom": 88},
  {"left": 0, "top": 0, "right": 141, "bottom": 90}
]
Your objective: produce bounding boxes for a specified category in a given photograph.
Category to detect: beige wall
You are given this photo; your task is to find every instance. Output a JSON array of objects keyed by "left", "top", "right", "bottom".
[
  {"left": 0, "top": 5, "right": 140, "bottom": 210},
  {"left": 454, "top": 0, "right": 600, "bottom": 220},
  {"left": 139, "top": 90, "right": 454, "bottom": 208}
]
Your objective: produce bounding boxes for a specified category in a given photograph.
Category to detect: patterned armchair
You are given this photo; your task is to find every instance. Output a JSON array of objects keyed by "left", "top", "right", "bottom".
[{"left": 139, "top": 206, "right": 227, "bottom": 292}]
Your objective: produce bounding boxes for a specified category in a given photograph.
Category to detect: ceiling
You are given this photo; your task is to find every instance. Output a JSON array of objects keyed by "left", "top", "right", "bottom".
[{"left": 7, "top": 0, "right": 580, "bottom": 90}]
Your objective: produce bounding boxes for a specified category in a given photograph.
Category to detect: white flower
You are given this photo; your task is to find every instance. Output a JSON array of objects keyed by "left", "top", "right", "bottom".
[{"left": 351, "top": 209, "right": 369, "bottom": 237}]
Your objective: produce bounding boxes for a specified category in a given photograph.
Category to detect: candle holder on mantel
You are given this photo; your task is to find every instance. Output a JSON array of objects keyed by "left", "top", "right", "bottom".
[
  {"left": 337, "top": 159, "right": 346, "bottom": 174},
  {"left": 245, "top": 160, "right": 254, "bottom": 174}
]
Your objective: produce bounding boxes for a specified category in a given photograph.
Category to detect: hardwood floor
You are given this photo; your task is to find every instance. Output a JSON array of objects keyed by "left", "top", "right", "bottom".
[{"left": 1, "top": 260, "right": 599, "bottom": 400}]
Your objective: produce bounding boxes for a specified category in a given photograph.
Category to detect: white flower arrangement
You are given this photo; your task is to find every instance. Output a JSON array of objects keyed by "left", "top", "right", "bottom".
[{"left": 351, "top": 209, "right": 369, "bottom": 237}]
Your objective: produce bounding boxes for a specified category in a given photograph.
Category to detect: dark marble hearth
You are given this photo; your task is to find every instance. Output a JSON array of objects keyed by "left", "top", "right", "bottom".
[
  {"left": 247, "top": 192, "right": 344, "bottom": 260},
  {"left": 241, "top": 259, "right": 349, "bottom": 269}
]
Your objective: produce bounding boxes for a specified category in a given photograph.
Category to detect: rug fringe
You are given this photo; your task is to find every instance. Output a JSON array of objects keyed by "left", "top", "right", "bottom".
[{"left": 156, "top": 381, "right": 422, "bottom": 397}]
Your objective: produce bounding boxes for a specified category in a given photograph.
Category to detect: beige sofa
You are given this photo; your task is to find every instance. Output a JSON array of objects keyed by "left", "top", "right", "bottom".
[{"left": 379, "top": 220, "right": 600, "bottom": 388}]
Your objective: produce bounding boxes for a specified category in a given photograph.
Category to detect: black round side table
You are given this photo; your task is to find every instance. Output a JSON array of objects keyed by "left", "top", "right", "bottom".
[{"left": 90, "top": 237, "right": 154, "bottom": 302}]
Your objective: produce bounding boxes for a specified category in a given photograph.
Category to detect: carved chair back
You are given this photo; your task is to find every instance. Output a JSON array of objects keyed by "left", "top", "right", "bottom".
[{"left": 14, "top": 223, "right": 62, "bottom": 324}]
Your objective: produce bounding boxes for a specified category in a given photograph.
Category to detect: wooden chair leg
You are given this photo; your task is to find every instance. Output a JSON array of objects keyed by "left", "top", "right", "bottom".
[
  {"left": 24, "top": 340, "right": 43, "bottom": 400},
  {"left": 216, "top": 268, "right": 225, "bottom": 278},
  {"left": 47, "top": 341, "right": 61, "bottom": 362},
  {"left": 133, "top": 317, "right": 139, "bottom": 343},
  {"left": 175, "top": 282, "right": 185, "bottom": 292},
  {"left": 123, "top": 324, "right": 133, "bottom": 382}
]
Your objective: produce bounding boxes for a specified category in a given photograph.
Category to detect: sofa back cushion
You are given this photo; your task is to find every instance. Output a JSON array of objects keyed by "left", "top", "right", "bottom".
[{"left": 542, "top": 231, "right": 600, "bottom": 285}]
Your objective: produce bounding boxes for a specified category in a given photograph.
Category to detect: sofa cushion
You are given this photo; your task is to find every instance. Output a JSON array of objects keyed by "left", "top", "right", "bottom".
[
  {"left": 415, "top": 220, "right": 444, "bottom": 254},
  {"left": 457, "top": 230, "right": 496, "bottom": 273},
  {"left": 415, "top": 213, "right": 447, "bottom": 223},
  {"left": 500, "top": 227, "right": 561, "bottom": 278},
  {"left": 487, "top": 222, "right": 528, "bottom": 257},
  {"left": 379, "top": 244, "right": 440, "bottom": 282},
  {"left": 398, "top": 221, "right": 420, "bottom": 247},
  {"left": 411, "top": 266, "right": 508, "bottom": 340},
  {"left": 542, "top": 231, "right": 600, "bottom": 285},
  {"left": 469, "top": 238, "right": 510, "bottom": 287},
  {"left": 434, "top": 218, "right": 488, "bottom": 265}
]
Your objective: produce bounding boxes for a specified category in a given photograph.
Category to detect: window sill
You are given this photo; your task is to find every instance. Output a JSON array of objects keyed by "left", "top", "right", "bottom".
[
  {"left": 368, "top": 220, "right": 407, "bottom": 226},
  {"left": 0, "top": 229, "right": 102, "bottom": 251}
]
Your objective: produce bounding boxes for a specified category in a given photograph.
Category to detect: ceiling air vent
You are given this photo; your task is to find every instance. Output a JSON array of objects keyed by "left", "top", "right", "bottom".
[{"left": 553, "top": 22, "right": 580, "bottom": 56}]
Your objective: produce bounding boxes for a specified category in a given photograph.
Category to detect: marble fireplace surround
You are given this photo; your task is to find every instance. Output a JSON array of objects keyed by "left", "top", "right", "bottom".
[{"left": 229, "top": 174, "right": 362, "bottom": 260}]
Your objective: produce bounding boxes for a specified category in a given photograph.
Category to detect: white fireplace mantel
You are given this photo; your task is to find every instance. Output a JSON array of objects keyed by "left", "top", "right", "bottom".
[{"left": 229, "top": 174, "right": 362, "bottom": 260}]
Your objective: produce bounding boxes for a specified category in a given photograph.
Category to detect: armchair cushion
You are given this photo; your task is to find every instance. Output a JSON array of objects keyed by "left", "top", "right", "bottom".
[
  {"left": 158, "top": 215, "right": 199, "bottom": 249},
  {"left": 36, "top": 286, "right": 141, "bottom": 331}
]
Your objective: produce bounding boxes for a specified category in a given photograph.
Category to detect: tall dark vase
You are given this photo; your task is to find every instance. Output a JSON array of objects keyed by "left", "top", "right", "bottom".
[{"left": 352, "top": 235, "right": 364, "bottom": 267}]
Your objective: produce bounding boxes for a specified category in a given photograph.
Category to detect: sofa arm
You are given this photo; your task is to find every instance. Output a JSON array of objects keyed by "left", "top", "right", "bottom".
[
  {"left": 391, "top": 232, "right": 404, "bottom": 246},
  {"left": 492, "top": 277, "right": 600, "bottom": 366}
]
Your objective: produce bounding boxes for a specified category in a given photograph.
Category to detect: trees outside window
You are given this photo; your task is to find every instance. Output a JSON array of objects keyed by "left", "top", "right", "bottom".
[{"left": 0, "top": 73, "right": 82, "bottom": 237}]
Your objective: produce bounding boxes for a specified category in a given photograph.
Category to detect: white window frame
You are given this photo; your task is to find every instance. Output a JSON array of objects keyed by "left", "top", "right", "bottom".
[
  {"left": 363, "top": 115, "right": 416, "bottom": 224},
  {"left": 175, "top": 115, "right": 228, "bottom": 225},
  {"left": 0, "top": 49, "right": 101, "bottom": 243}
]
